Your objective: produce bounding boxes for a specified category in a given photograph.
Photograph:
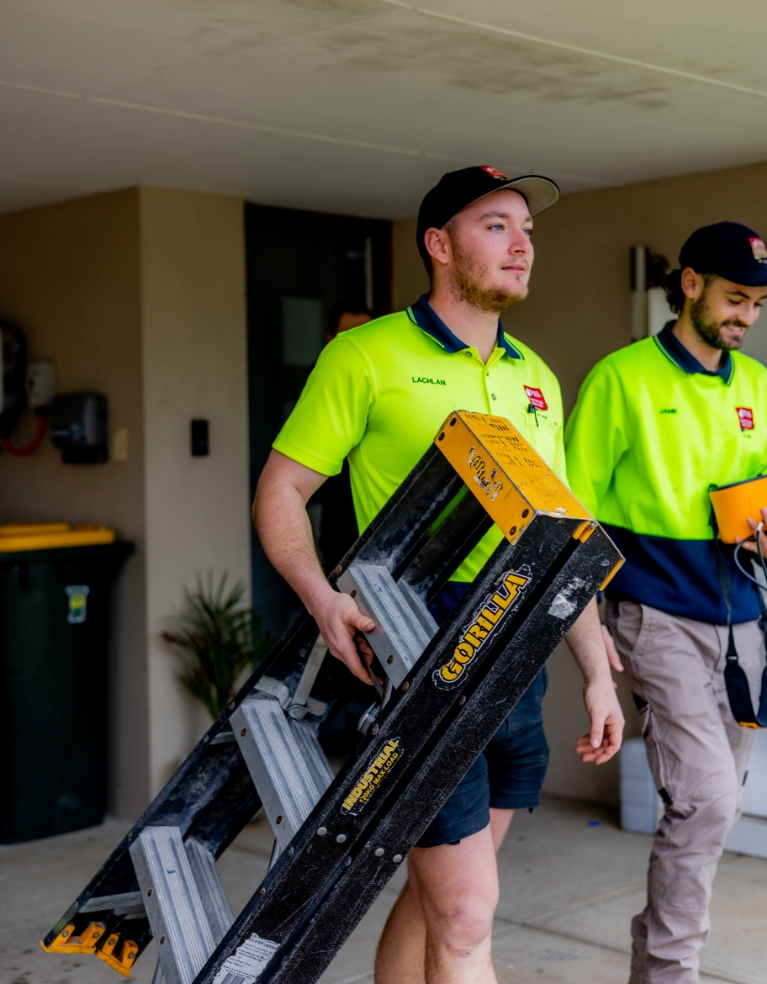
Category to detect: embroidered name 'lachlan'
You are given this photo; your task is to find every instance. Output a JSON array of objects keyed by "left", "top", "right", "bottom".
[{"left": 412, "top": 376, "right": 446, "bottom": 386}]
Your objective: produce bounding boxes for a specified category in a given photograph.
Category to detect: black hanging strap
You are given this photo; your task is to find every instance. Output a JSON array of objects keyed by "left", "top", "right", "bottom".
[{"left": 714, "top": 538, "right": 767, "bottom": 728}]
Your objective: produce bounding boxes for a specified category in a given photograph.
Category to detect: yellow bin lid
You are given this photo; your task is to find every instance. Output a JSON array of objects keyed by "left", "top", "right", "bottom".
[{"left": 0, "top": 523, "right": 116, "bottom": 552}]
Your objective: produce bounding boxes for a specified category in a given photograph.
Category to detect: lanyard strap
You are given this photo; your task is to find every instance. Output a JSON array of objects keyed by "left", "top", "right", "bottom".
[{"left": 714, "top": 537, "right": 767, "bottom": 727}]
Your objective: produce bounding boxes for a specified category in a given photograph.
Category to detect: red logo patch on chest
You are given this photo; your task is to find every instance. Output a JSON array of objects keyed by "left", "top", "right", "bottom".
[
  {"left": 736, "top": 406, "right": 755, "bottom": 430},
  {"left": 524, "top": 385, "right": 548, "bottom": 411}
]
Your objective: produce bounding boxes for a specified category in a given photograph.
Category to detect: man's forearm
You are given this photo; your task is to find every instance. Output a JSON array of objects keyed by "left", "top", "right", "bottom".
[
  {"left": 254, "top": 471, "right": 333, "bottom": 617},
  {"left": 254, "top": 452, "right": 375, "bottom": 683},
  {"left": 567, "top": 596, "right": 625, "bottom": 762},
  {"left": 565, "top": 598, "right": 612, "bottom": 684}
]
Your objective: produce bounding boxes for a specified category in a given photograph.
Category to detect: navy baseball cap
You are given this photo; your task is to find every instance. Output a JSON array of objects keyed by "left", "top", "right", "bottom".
[
  {"left": 679, "top": 221, "right": 767, "bottom": 287},
  {"left": 416, "top": 166, "right": 560, "bottom": 260}
]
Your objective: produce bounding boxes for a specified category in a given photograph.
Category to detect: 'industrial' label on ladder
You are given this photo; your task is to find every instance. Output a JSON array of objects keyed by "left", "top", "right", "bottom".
[{"left": 341, "top": 737, "right": 403, "bottom": 816}]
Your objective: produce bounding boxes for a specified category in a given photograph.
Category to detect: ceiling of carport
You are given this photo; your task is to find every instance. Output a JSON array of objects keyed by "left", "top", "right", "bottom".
[{"left": 1, "top": 0, "right": 767, "bottom": 217}]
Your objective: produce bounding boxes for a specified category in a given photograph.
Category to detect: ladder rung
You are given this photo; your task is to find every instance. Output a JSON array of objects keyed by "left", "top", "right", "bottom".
[
  {"left": 231, "top": 696, "right": 334, "bottom": 850},
  {"left": 338, "top": 564, "right": 438, "bottom": 688},
  {"left": 129, "top": 826, "right": 216, "bottom": 984},
  {"left": 79, "top": 891, "right": 144, "bottom": 915},
  {"left": 184, "top": 837, "right": 235, "bottom": 946},
  {"left": 398, "top": 579, "right": 440, "bottom": 640}
]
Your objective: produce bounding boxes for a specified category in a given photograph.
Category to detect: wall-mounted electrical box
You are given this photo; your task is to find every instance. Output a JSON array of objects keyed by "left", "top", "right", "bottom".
[{"left": 51, "top": 393, "right": 108, "bottom": 463}]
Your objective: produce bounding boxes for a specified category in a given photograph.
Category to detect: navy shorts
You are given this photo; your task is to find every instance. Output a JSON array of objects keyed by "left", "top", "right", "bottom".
[{"left": 416, "top": 581, "right": 550, "bottom": 848}]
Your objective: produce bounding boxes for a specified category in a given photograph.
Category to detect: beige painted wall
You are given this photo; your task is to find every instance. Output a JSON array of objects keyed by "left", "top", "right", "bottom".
[
  {"left": 0, "top": 190, "right": 150, "bottom": 818},
  {"left": 392, "top": 158, "right": 767, "bottom": 805},
  {"left": 139, "top": 188, "right": 251, "bottom": 796},
  {"left": 392, "top": 218, "right": 429, "bottom": 313},
  {"left": 509, "top": 159, "right": 767, "bottom": 412},
  {"left": 0, "top": 187, "right": 251, "bottom": 817}
]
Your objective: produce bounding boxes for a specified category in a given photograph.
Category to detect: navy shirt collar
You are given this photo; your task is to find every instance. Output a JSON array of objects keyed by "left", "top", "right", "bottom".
[
  {"left": 656, "top": 321, "right": 733, "bottom": 383},
  {"left": 408, "top": 295, "right": 522, "bottom": 360}
]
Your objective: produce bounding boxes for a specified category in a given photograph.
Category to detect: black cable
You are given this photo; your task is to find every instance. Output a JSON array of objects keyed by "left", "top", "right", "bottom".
[
  {"left": 734, "top": 538, "right": 767, "bottom": 593},
  {"left": 757, "top": 525, "right": 767, "bottom": 585}
]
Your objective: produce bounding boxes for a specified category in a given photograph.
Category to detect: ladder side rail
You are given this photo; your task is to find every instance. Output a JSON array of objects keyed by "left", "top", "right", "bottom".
[
  {"left": 184, "top": 764, "right": 261, "bottom": 860},
  {"left": 194, "top": 517, "right": 599, "bottom": 983},
  {"left": 42, "top": 738, "right": 249, "bottom": 949},
  {"left": 398, "top": 491, "right": 493, "bottom": 603},
  {"left": 246, "top": 527, "right": 616, "bottom": 984},
  {"left": 342, "top": 447, "right": 465, "bottom": 576}
]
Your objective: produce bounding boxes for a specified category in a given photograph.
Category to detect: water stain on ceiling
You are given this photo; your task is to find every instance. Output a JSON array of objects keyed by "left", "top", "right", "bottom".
[{"left": 306, "top": 16, "right": 672, "bottom": 109}]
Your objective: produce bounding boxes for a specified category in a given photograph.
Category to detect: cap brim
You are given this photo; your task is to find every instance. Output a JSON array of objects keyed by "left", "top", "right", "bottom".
[
  {"left": 478, "top": 175, "right": 560, "bottom": 217},
  {"left": 715, "top": 269, "right": 767, "bottom": 288}
]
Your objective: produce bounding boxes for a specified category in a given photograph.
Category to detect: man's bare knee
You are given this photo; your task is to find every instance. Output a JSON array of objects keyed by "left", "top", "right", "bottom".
[
  {"left": 423, "top": 884, "right": 498, "bottom": 955},
  {"left": 408, "top": 829, "right": 499, "bottom": 967}
]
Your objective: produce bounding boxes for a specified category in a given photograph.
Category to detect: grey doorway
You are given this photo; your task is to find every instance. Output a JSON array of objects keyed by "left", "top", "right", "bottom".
[{"left": 245, "top": 203, "right": 391, "bottom": 631}]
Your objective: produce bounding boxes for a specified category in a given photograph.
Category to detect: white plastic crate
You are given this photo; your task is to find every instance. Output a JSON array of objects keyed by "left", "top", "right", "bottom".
[{"left": 620, "top": 738, "right": 662, "bottom": 834}]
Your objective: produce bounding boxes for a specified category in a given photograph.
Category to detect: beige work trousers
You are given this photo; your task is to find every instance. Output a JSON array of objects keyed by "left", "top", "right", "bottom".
[{"left": 606, "top": 601, "right": 762, "bottom": 984}]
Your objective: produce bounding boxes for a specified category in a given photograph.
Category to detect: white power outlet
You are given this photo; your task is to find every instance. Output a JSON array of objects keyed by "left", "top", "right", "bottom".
[{"left": 26, "top": 360, "right": 57, "bottom": 407}]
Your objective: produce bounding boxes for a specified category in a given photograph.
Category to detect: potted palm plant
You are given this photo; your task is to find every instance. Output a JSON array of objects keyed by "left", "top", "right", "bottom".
[{"left": 162, "top": 571, "right": 272, "bottom": 720}]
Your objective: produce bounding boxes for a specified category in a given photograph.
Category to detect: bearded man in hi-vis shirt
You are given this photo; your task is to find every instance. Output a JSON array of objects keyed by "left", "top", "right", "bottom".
[
  {"left": 254, "top": 166, "right": 624, "bottom": 984},
  {"left": 566, "top": 222, "right": 767, "bottom": 984}
]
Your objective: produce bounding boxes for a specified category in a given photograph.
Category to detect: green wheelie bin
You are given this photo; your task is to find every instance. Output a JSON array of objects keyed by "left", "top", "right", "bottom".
[{"left": 0, "top": 524, "right": 134, "bottom": 842}]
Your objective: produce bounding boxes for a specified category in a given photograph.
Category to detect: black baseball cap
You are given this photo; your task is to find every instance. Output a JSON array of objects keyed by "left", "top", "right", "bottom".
[
  {"left": 679, "top": 221, "right": 767, "bottom": 287},
  {"left": 416, "top": 166, "right": 560, "bottom": 260}
]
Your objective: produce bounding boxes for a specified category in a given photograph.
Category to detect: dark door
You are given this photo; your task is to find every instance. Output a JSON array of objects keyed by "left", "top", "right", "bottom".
[{"left": 245, "top": 204, "right": 391, "bottom": 631}]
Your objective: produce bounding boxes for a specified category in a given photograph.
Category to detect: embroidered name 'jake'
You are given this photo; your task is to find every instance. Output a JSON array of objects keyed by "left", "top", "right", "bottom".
[
  {"left": 412, "top": 376, "right": 446, "bottom": 386},
  {"left": 434, "top": 568, "right": 531, "bottom": 689},
  {"left": 341, "top": 737, "right": 402, "bottom": 815},
  {"left": 659, "top": 408, "right": 677, "bottom": 414}
]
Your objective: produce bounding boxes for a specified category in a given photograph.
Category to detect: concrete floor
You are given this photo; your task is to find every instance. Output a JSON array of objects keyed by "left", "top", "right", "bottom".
[{"left": 3, "top": 796, "right": 766, "bottom": 984}]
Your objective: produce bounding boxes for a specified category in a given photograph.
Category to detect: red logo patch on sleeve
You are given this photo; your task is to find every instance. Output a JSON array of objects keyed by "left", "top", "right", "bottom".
[
  {"left": 524, "top": 385, "right": 548, "bottom": 411},
  {"left": 481, "top": 166, "right": 509, "bottom": 181},
  {"left": 737, "top": 406, "right": 755, "bottom": 430}
]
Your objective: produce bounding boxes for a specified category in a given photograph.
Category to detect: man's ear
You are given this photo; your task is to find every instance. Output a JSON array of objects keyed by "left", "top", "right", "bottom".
[
  {"left": 423, "top": 226, "right": 452, "bottom": 269},
  {"left": 681, "top": 267, "right": 705, "bottom": 301}
]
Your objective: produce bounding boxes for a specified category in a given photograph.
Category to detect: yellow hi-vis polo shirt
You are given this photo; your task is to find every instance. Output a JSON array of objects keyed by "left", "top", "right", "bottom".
[{"left": 273, "top": 294, "right": 567, "bottom": 582}]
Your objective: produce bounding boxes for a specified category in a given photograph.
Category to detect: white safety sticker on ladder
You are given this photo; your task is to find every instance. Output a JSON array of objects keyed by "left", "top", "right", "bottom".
[{"left": 212, "top": 933, "right": 280, "bottom": 984}]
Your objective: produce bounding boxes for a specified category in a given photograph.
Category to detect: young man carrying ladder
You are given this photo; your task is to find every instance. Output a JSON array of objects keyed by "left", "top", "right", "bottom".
[{"left": 255, "top": 166, "right": 624, "bottom": 984}]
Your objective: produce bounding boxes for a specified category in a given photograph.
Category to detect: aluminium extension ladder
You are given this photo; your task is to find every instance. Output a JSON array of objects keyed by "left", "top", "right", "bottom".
[{"left": 41, "top": 410, "right": 622, "bottom": 984}]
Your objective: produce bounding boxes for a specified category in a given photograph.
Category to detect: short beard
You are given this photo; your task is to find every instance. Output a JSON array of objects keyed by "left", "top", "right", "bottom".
[
  {"left": 690, "top": 290, "right": 746, "bottom": 351},
  {"left": 449, "top": 236, "right": 528, "bottom": 314}
]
